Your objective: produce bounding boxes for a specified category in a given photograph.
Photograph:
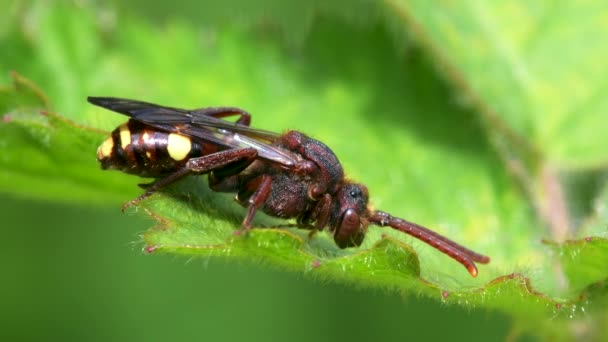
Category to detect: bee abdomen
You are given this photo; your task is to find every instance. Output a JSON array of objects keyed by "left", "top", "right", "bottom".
[{"left": 97, "top": 119, "right": 212, "bottom": 177}]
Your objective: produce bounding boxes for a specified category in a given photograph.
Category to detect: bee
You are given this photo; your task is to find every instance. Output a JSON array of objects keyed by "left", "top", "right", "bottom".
[{"left": 90, "top": 97, "right": 490, "bottom": 276}]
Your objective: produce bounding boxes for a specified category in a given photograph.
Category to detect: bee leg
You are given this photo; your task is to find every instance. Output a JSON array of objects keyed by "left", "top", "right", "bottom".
[
  {"left": 300, "top": 195, "right": 331, "bottom": 241},
  {"left": 240, "top": 175, "right": 272, "bottom": 230},
  {"left": 122, "top": 148, "right": 258, "bottom": 211},
  {"left": 311, "top": 194, "right": 332, "bottom": 230},
  {"left": 122, "top": 167, "right": 192, "bottom": 211},
  {"left": 294, "top": 194, "right": 330, "bottom": 241},
  {"left": 191, "top": 107, "right": 252, "bottom": 126}
]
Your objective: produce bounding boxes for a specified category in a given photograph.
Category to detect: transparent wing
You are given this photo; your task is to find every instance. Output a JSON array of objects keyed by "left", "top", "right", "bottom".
[{"left": 88, "top": 97, "right": 299, "bottom": 166}]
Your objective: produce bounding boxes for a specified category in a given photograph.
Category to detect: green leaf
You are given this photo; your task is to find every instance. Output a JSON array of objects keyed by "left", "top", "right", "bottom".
[
  {"left": 2, "top": 2, "right": 608, "bottom": 340},
  {"left": 0, "top": 72, "right": 137, "bottom": 205},
  {"left": 390, "top": 0, "right": 608, "bottom": 169},
  {"left": 548, "top": 238, "right": 608, "bottom": 297}
]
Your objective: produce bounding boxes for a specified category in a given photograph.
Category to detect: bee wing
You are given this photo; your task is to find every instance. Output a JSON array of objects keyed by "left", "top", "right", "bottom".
[
  {"left": 88, "top": 97, "right": 299, "bottom": 166},
  {"left": 178, "top": 126, "right": 298, "bottom": 166}
]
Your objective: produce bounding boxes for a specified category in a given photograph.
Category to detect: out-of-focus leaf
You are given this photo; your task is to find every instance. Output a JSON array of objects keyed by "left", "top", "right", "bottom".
[
  {"left": 0, "top": 72, "right": 136, "bottom": 204},
  {"left": 390, "top": 0, "right": 608, "bottom": 169},
  {"left": 2, "top": 2, "right": 608, "bottom": 340},
  {"left": 547, "top": 238, "right": 608, "bottom": 297}
]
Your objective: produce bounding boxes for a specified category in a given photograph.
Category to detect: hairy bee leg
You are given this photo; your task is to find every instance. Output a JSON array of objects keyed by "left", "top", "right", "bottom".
[
  {"left": 289, "top": 195, "right": 330, "bottom": 241},
  {"left": 191, "top": 107, "right": 252, "bottom": 126},
  {"left": 241, "top": 175, "right": 272, "bottom": 229},
  {"left": 121, "top": 148, "right": 258, "bottom": 211},
  {"left": 122, "top": 167, "right": 191, "bottom": 211},
  {"left": 312, "top": 194, "right": 332, "bottom": 229}
]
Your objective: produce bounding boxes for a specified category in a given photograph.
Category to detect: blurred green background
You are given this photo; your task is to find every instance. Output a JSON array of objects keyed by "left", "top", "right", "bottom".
[
  {"left": 4, "top": 0, "right": 608, "bottom": 340},
  {"left": 0, "top": 1, "right": 518, "bottom": 340}
]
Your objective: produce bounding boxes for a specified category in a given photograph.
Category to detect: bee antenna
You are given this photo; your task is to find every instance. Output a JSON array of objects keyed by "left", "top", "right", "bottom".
[{"left": 369, "top": 211, "right": 490, "bottom": 277}]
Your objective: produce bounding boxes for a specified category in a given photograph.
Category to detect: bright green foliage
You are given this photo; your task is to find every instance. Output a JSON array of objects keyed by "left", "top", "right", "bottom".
[
  {"left": 1, "top": 1, "right": 608, "bottom": 340},
  {"left": 0, "top": 73, "right": 136, "bottom": 204},
  {"left": 395, "top": 0, "right": 608, "bottom": 169},
  {"left": 553, "top": 238, "right": 608, "bottom": 297}
]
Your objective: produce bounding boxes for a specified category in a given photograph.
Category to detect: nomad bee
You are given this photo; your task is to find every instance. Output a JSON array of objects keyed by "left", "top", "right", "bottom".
[{"left": 90, "top": 97, "right": 490, "bottom": 276}]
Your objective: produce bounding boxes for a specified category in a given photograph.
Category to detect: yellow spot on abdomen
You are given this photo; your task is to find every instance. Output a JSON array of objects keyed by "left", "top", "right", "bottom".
[
  {"left": 119, "top": 123, "right": 131, "bottom": 149},
  {"left": 97, "top": 136, "right": 114, "bottom": 160},
  {"left": 167, "top": 133, "right": 192, "bottom": 161},
  {"left": 142, "top": 132, "right": 152, "bottom": 159}
]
